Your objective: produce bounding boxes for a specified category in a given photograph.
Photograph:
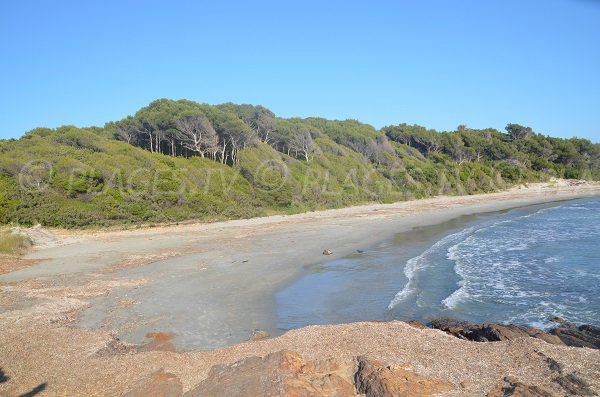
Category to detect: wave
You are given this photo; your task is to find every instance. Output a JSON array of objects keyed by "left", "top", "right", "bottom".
[
  {"left": 440, "top": 199, "right": 600, "bottom": 320},
  {"left": 390, "top": 199, "right": 600, "bottom": 329},
  {"left": 389, "top": 209, "right": 536, "bottom": 311},
  {"left": 441, "top": 235, "right": 481, "bottom": 309},
  {"left": 439, "top": 208, "right": 549, "bottom": 310},
  {"left": 441, "top": 280, "right": 468, "bottom": 310},
  {"left": 387, "top": 226, "right": 475, "bottom": 310}
]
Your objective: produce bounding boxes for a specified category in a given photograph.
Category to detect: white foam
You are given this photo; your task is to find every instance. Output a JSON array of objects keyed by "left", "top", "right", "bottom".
[
  {"left": 386, "top": 255, "right": 421, "bottom": 309},
  {"left": 441, "top": 281, "right": 468, "bottom": 309},
  {"left": 506, "top": 243, "right": 528, "bottom": 251},
  {"left": 441, "top": 237, "right": 477, "bottom": 309},
  {"left": 387, "top": 226, "right": 475, "bottom": 310},
  {"left": 392, "top": 200, "right": 600, "bottom": 320},
  {"left": 543, "top": 256, "right": 560, "bottom": 264}
]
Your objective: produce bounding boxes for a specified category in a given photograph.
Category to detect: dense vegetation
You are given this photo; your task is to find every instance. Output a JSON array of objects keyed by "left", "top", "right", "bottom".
[{"left": 0, "top": 99, "right": 598, "bottom": 228}]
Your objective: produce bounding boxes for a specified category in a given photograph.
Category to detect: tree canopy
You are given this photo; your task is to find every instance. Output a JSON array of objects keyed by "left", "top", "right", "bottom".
[{"left": 0, "top": 98, "right": 597, "bottom": 228}]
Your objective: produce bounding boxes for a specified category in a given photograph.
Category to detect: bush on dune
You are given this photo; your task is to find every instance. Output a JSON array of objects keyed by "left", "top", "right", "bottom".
[{"left": 0, "top": 99, "right": 597, "bottom": 229}]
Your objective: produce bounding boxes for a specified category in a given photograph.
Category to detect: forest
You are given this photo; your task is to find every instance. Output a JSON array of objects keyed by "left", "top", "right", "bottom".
[{"left": 0, "top": 98, "right": 598, "bottom": 228}]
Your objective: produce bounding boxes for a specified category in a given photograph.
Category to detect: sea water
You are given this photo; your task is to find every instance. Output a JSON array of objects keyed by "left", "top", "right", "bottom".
[{"left": 276, "top": 197, "right": 600, "bottom": 331}]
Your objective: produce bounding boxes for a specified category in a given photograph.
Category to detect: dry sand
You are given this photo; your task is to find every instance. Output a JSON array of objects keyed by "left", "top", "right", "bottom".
[{"left": 1, "top": 180, "right": 600, "bottom": 396}]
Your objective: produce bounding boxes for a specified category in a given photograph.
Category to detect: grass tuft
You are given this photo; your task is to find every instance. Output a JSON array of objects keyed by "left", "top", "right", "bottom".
[{"left": 0, "top": 229, "right": 31, "bottom": 256}]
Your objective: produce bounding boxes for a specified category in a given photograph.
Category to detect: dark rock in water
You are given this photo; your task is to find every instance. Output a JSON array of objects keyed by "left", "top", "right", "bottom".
[
  {"left": 550, "top": 324, "right": 600, "bottom": 349},
  {"left": 549, "top": 316, "right": 567, "bottom": 324},
  {"left": 486, "top": 376, "right": 558, "bottom": 397},
  {"left": 246, "top": 328, "right": 270, "bottom": 341},
  {"left": 354, "top": 356, "right": 454, "bottom": 397},
  {"left": 431, "top": 318, "right": 600, "bottom": 350},
  {"left": 183, "top": 350, "right": 354, "bottom": 397},
  {"left": 430, "top": 319, "right": 564, "bottom": 346}
]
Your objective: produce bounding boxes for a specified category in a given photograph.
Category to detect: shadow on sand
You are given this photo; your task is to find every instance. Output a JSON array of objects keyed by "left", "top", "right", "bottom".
[{"left": 0, "top": 367, "right": 47, "bottom": 397}]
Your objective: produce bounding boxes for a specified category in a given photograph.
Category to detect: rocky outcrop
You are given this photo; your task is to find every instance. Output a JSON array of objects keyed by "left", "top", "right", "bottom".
[
  {"left": 183, "top": 350, "right": 355, "bottom": 397},
  {"left": 123, "top": 369, "right": 183, "bottom": 397},
  {"left": 553, "top": 373, "right": 596, "bottom": 396},
  {"left": 406, "top": 320, "right": 428, "bottom": 330},
  {"left": 430, "top": 319, "right": 564, "bottom": 345},
  {"left": 181, "top": 351, "right": 458, "bottom": 397},
  {"left": 485, "top": 367, "right": 596, "bottom": 396},
  {"left": 550, "top": 324, "right": 600, "bottom": 349},
  {"left": 486, "top": 377, "right": 558, "bottom": 397},
  {"left": 97, "top": 332, "right": 176, "bottom": 357},
  {"left": 430, "top": 318, "right": 600, "bottom": 350},
  {"left": 354, "top": 356, "right": 454, "bottom": 397}
]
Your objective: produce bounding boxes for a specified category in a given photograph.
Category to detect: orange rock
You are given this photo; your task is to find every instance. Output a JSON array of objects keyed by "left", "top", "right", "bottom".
[
  {"left": 354, "top": 356, "right": 454, "bottom": 397},
  {"left": 141, "top": 332, "right": 177, "bottom": 352},
  {"left": 183, "top": 350, "right": 354, "bottom": 397}
]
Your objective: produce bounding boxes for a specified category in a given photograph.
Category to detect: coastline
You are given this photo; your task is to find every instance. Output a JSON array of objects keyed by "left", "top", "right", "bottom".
[
  {"left": 274, "top": 198, "right": 582, "bottom": 332},
  {"left": 3, "top": 182, "right": 600, "bottom": 344},
  {"left": 1, "top": 181, "right": 600, "bottom": 395}
]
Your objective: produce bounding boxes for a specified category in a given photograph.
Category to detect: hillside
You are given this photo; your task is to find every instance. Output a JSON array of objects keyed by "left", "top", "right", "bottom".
[{"left": 0, "top": 98, "right": 598, "bottom": 228}]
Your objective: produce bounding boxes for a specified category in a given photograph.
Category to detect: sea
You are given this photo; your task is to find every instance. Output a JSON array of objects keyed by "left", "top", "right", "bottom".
[{"left": 276, "top": 197, "right": 600, "bottom": 331}]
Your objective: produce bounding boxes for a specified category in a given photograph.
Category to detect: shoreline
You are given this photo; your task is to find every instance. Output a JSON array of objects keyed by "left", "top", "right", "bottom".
[
  {"left": 274, "top": 198, "right": 580, "bottom": 332},
  {"left": 0, "top": 182, "right": 598, "bottom": 346},
  {"left": 1, "top": 182, "right": 600, "bottom": 395},
  {"left": 18, "top": 179, "right": 596, "bottom": 240}
]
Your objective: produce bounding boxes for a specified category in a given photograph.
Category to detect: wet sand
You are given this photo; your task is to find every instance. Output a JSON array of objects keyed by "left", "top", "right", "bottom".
[
  {"left": 2, "top": 181, "right": 600, "bottom": 349},
  {"left": 1, "top": 181, "right": 600, "bottom": 395}
]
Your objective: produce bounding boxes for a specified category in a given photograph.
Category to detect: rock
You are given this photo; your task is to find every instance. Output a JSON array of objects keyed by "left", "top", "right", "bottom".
[
  {"left": 430, "top": 319, "right": 564, "bottom": 346},
  {"left": 95, "top": 337, "right": 137, "bottom": 357},
  {"left": 406, "top": 320, "right": 428, "bottom": 330},
  {"left": 123, "top": 369, "right": 183, "bottom": 397},
  {"left": 523, "top": 327, "right": 566, "bottom": 346},
  {"left": 246, "top": 328, "right": 270, "bottom": 341},
  {"left": 96, "top": 332, "right": 177, "bottom": 356},
  {"left": 486, "top": 376, "right": 558, "bottom": 397},
  {"left": 553, "top": 373, "right": 596, "bottom": 396},
  {"left": 549, "top": 316, "right": 567, "bottom": 324},
  {"left": 354, "top": 356, "right": 454, "bottom": 397},
  {"left": 533, "top": 351, "right": 596, "bottom": 396},
  {"left": 431, "top": 318, "right": 600, "bottom": 350},
  {"left": 0, "top": 368, "right": 9, "bottom": 383},
  {"left": 322, "top": 249, "right": 333, "bottom": 255},
  {"left": 183, "top": 350, "right": 354, "bottom": 397},
  {"left": 550, "top": 324, "right": 600, "bottom": 349},
  {"left": 139, "top": 332, "right": 177, "bottom": 352}
]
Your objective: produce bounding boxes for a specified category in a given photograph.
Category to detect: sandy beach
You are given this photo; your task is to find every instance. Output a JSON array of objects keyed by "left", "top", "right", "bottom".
[{"left": 1, "top": 180, "right": 600, "bottom": 396}]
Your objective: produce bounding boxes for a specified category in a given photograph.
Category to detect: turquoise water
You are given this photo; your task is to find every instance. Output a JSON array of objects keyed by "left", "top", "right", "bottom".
[{"left": 276, "top": 197, "right": 600, "bottom": 331}]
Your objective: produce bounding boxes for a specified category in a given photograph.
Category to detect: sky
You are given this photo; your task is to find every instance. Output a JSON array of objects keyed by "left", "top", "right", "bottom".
[{"left": 1, "top": 0, "right": 599, "bottom": 141}]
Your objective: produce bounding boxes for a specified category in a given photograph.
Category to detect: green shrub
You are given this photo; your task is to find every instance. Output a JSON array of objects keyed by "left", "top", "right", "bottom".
[{"left": 0, "top": 100, "right": 597, "bottom": 228}]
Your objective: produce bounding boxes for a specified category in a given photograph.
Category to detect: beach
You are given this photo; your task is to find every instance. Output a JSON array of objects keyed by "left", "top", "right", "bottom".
[{"left": 1, "top": 180, "right": 600, "bottom": 396}]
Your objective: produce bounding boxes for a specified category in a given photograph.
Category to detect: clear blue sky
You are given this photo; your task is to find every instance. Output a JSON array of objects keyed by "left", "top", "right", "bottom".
[{"left": 1, "top": 0, "right": 599, "bottom": 141}]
